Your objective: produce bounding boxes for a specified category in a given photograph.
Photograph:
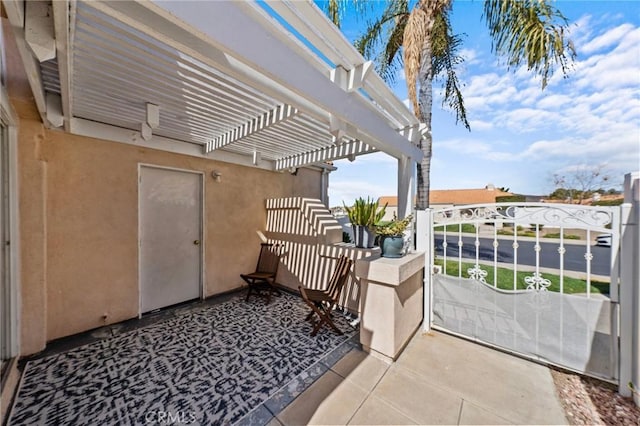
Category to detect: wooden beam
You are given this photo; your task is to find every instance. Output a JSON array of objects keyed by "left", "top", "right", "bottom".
[
  {"left": 69, "top": 117, "right": 277, "bottom": 171},
  {"left": 52, "top": 0, "right": 72, "bottom": 131},
  {"left": 398, "top": 123, "right": 429, "bottom": 144},
  {"left": 2, "top": 0, "right": 25, "bottom": 28},
  {"left": 25, "top": 0, "right": 56, "bottom": 62},
  {"left": 397, "top": 155, "right": 415, "bottom": 220},
  {"left": 205, "top": 104, "right": 298, "bottom": 152},
  {"left": 330, "top": 61, "right": 373, "bottom": 93},
  {"left": 6, "top": 22, "right": 50, "bottom": 126},
  {"left": 275, "top": 139, "right": 377, "bottom": 170},
  {"left": 45, "top": 92, "right": 63, "bottom": 127}
]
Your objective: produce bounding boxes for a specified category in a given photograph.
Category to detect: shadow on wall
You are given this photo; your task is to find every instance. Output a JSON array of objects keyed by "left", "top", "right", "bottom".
[{"left": 264, "top": 197, "right": 378, "bottom": 313}]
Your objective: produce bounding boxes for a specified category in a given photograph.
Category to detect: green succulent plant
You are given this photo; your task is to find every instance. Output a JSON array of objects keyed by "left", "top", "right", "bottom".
[
  {"left": 344, "top": 197, "right": 387, "bottom": 229},
  {"left": 376, "top": 214, "right": 414, "bottom": 237}
]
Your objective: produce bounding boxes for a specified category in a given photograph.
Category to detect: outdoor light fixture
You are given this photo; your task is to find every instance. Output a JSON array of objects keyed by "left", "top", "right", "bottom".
[
  {"left": 211, "top": 171, "right": 222, "bottom": 182},
  {"left": 252, "top": 150, "right": 261, "bottom": 166}
]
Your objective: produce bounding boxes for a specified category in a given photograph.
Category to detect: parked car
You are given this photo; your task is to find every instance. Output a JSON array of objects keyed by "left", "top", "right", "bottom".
[{"left": 596, "top": 234, "right": 612, "bottom": 247}]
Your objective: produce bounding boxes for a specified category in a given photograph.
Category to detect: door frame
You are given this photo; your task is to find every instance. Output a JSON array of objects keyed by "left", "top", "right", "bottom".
[
  {"left": 137, "top": 164, "right": 205, "bottom": 317},
  {"left": 0, "top": 83, "right": 20, "bottom": 364}
]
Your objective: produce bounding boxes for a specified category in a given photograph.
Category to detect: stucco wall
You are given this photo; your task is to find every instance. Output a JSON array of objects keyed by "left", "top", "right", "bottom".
[
  {"left": 15, "top": 108, "right": 322, "bottom": 353},
  {"left": 3, "top": 16, "right": 323, "bottom": 355}
]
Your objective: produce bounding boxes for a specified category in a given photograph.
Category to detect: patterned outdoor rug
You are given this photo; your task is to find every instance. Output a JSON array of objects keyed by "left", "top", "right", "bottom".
[{"left": 9, "top": 292, "right": 357, "bottom": 425}]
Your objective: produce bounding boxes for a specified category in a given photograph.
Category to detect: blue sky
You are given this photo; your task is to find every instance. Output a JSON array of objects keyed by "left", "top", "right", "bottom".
[{"left": 326, "top": 1, "right": 640, "bottom": 206}]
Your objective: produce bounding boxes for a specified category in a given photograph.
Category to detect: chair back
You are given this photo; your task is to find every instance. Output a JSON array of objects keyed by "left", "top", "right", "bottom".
[
  {"left": 325, "top": 255, "right": 353, "bottom": 303},
  {"left": 255, "top": 243, "right": 281, "bottom": 274}
]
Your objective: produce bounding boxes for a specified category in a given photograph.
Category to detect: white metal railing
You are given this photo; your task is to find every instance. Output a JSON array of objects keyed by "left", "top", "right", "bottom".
[
  {"left": 429, "top": 203, "right": 615, "bottom": 296},
  {"left": 417, "top": 202, "right": 622, "bottom": 382}
]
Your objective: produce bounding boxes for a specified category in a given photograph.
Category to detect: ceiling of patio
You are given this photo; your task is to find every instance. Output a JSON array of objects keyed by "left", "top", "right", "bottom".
[{"left": 5, "top": 0, "right": 424, "bottom": 171}]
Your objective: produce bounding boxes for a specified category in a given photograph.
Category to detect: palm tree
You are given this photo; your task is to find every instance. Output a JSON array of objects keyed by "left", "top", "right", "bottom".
[{"left": 325, "top": 0, "right": 575, "bottom": 209}]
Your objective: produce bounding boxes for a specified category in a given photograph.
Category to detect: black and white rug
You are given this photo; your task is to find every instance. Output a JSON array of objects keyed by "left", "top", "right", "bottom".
[{"left": 9, "top": 292, "right": 357, "bottom": 425}]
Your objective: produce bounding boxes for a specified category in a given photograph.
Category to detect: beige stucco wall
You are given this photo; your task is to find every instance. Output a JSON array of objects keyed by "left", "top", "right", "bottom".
[{"left": 18, "top": 122, "right": 322, "bottom": 352}]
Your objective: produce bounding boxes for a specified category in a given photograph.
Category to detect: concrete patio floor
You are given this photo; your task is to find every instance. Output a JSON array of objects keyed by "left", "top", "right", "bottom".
[{"left": 271, "top": 330, "right": 568, "bottom": 425}]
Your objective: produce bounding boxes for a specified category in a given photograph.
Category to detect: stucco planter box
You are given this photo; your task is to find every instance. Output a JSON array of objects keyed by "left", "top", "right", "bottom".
[{"left": 355, "top": 252, "right": 425, "bottom": 361}]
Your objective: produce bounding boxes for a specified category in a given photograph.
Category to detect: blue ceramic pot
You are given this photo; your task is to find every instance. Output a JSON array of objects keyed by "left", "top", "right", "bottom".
[{"left": 380, "top": 235, "right": 405, "bottom": 258}]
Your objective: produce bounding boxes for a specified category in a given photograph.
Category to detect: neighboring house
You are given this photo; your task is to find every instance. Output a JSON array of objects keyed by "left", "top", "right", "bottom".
[{"left": 379, "top": 184, "right": 513, "bottom": 220}]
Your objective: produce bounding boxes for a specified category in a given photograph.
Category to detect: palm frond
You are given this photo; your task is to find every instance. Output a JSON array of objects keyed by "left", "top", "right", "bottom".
[
  {"left": 354, "top": 1, "right": 410, "bottom": 85},
  {"left": 321, "top": 0, "right": 376, "bottom": 28},
  {"left": 376, "top": 13, "right": 409, "bottom": 84},
  {"left": 326, "top": 0, "right": 341, "bottom": 28},
  {"left": 483, "top": 0, "right": 576, "bottom": 89},
  {"left": 432, "top": 6, "right": 469, "bottom": 129}
]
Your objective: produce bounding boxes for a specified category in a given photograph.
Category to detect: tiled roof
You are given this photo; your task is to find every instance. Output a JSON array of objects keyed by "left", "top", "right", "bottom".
[
  {"left": 378, "top": 196, "right": 398, "bottom": 207},
  {"left": 378, "top": 187, "right": 513, "bottom": 207},
  {"left": 430, "top": 188, "right": 513, "bottom": 205}
]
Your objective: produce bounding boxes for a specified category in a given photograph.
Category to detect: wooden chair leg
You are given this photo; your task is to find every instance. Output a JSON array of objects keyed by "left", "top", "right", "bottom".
[
  {"left": 317, "top": 310, "right": 343, "bottom": 336},
  {"left": 308, "top": 304, "right": 343, "bottom": 336},
  {"left": 305, "top": 310, "right": 314, "bottom": 321}
]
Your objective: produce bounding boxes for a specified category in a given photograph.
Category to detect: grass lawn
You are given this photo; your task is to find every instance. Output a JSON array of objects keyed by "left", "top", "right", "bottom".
[
  {"left": 440, "top": 223, "right": 477, "bottom": 233},
  {"left": 437, "top": 224, "right": 582, "bottom": 241},
  {"left": 435, "top": 259, "right": 610, "bottom": 295}
]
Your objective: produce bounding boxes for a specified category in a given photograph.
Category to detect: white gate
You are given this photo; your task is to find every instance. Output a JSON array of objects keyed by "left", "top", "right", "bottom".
[{"left": 421, "top": 203, "right": 620, "bottom": 382}]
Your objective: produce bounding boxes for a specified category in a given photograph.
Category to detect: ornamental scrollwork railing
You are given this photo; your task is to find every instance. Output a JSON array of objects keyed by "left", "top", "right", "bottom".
[{"left": 432, "top": 203, "right": 614, "bottom": 230}]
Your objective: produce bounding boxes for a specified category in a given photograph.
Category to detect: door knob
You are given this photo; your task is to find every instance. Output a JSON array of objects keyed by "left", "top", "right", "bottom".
[{"left": 193, "top": 240, "right": 200, "bottom": 245}]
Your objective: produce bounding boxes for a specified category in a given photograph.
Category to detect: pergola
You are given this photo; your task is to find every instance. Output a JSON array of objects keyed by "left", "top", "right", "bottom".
[{"left": 3, "top": 0, "right": 424, "bottom": 215}]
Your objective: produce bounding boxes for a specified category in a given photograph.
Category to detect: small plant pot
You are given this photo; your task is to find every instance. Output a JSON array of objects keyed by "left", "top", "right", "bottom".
[
  {"left": 380, "top": 235, "right": 405, "bottom": 258},
  {"left": 353, "top": 225, "right": 375, "bottom": 248}
]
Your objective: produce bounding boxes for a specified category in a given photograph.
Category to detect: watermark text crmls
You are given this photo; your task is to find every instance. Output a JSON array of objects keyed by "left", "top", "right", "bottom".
[{"left": 144, "top": 410, "right": 196, "bottom": 425}]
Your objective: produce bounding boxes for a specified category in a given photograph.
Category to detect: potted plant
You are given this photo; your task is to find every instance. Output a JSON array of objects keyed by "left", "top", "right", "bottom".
[
  {"left": 375, "top": 214, "right": 413, "bottom": 258},
  {"left": 344, "top": 197, "right": 387, "bottom": 248}
]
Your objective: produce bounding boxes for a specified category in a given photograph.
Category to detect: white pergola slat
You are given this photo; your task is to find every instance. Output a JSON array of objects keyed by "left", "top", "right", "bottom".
[
  {"left": 206, "top": 104, "right": 299, "bottom": 152},
  {"left": 276, "top": 140, "right": 378, "bottom": 171},
  {"left": 4, "top": 0, "right": 424, "bottom": 175}
]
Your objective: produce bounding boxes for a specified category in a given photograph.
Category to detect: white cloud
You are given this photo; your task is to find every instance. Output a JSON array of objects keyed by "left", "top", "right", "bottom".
[
  {"left": 459, "top": 48, "right": 481, "bottom": 65},
  {"left": 519, "top": 135, "right": 639, "bottom": 172},
  {"left": 436, "top": 137, "right": 513, "bottom": 161},
  {"left": 494, "top": 108, "right": 561, "bottom": 133},
  {"left": 581, "top": 23, "right": 635, "bottom": 54},
  {"left": 536, "top": 94, "right": 572, "bottom": 109},
  {"left": 568, "top": 15, "right": 595, "bottom": 47},
  {"left": 468, "top": 119, "right": 493, "bottom": 131},
  {"left": 573, "top": 26, "right": 640, "bottom": 90}
]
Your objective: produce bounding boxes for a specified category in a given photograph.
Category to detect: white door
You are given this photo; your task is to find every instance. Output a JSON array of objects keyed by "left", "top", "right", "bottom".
[{"left": 139, "top": 166, "right": 203, "bottom": 313}]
